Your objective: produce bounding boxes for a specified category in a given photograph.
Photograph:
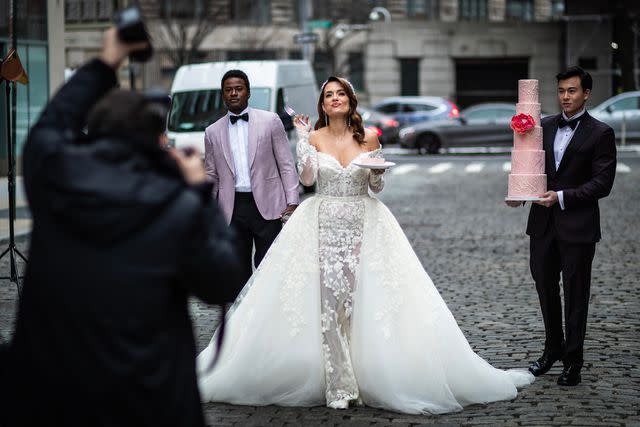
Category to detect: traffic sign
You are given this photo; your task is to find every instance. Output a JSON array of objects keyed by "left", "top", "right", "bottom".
[
  {"left": 308, "top": 19, "right": 332, "bottom": 29},
  {"left": 293, "top": 32, "right": 319, "bottom": 44}
]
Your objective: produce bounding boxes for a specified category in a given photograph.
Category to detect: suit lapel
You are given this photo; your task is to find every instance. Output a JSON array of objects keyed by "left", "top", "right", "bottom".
[
  {"left": 247, "top": 108, "right": 258, "bottom": 168},
  {"left": 219, "top": 116, "right": 236, "bottom": 177},
  {"left": 556, "top": 112, "right": 592, "bottom": 175},
  {"left": 543, "top": 114, "right": 559, "bottom": 178}
]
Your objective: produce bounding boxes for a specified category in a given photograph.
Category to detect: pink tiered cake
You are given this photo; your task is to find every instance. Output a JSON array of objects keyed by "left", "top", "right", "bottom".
[{"left": 507, "top": 79, "right": 547, "bottom": 200}]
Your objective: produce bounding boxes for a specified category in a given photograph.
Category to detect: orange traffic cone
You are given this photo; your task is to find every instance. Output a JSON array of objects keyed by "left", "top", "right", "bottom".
[{"left": 0, "top": 49, "right": 29, "bottom": 85}]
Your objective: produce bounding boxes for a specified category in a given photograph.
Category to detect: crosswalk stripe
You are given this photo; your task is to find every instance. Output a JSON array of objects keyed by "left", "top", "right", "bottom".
[
  {"left": 617, "top": 163, "right": 631, "bottom": 173},
  {"left": 502, "top": 162, "right": 512, "bottom": 172},
  {"left": 391, "top": 164, "right": 419, "bottom": 176},
  {"left": 429, "top": 162, "right": 453, "bottom": 174},
  {"left": 465, "top": 162, "right": 485, "bottom": 173}
]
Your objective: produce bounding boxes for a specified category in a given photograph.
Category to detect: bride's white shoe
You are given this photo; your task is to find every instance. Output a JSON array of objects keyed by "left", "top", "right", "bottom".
[{"left": 327, "top": 399, "right": 349, "bottom": 410}]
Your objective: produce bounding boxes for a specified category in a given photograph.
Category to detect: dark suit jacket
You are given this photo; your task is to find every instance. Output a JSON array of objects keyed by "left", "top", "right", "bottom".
[
  {"left": 2, "top": 60, "right": 241, "bottom": 427},
  {"left": 526, "top": 112, "right": 617, "bottom": 243}
]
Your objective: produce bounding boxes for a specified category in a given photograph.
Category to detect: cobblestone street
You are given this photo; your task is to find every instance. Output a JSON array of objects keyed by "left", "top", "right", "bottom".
[{"left": 1, "top": 153, "right": 639, "bottom": 426}]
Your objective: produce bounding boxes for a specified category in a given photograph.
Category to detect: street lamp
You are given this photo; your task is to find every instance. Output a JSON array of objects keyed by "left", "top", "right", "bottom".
[{"left": 369, "top": 6, "right": 391, "bottom": 23}]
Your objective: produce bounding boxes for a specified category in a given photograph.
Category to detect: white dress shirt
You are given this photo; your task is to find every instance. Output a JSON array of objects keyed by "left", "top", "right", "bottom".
[
  {"left": 227, "top": 107, "right": 252, "bottom": 192},
  {"left": 553, "top": 108, "right": 586, "bottom": 210}
]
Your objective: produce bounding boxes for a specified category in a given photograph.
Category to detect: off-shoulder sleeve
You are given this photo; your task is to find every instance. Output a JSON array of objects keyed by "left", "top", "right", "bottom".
[
  {"left": 296, "top": 129, "right": 318, "bottom": 186},
  {"left": 367, "top": 149, "right": 385, "bottom": 193}
]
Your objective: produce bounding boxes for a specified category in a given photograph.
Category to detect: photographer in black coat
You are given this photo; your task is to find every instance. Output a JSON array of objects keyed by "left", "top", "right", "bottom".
[{"left": 2, "top": 28, "right": 241, "bottom": 426}]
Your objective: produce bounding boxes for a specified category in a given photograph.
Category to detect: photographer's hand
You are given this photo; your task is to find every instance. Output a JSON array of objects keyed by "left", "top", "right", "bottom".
[
  {"left": 169, "top": 147, "right": 207, "bottom": 185},
  {"left": 99, "top": 27, "right": 149, "bottom": 70}
]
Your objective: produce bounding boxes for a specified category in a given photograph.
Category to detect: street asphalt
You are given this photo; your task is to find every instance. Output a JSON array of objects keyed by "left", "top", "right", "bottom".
[{"left": 1, "top": 151, "right": 638, "bottom": 426}]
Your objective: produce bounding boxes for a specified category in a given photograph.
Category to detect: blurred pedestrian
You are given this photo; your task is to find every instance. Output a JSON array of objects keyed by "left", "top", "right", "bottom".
[
  {"left": 2, "top": 27, "right": 241, "bottom": 427},
  {"left": 204, "top": 70, "right": 299, "bottom": 295},
  {"left": 508, "top": 66, "right": 617, "bottom": 386}
]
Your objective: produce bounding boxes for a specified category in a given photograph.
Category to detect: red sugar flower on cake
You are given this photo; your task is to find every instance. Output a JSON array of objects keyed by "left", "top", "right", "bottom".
[{"left": 510, "top": 113, "right": 535, "bottom": 134}]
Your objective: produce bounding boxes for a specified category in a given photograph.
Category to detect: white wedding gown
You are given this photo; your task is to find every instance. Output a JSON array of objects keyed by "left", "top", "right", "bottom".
[{"left": 196, "top": 133, "right": 533, "bottom": 414}]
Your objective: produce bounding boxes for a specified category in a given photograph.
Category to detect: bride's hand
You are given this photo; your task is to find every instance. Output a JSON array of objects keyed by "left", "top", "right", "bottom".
[{"left": 294, "top": 114, "right": 311, "bottom": 133}]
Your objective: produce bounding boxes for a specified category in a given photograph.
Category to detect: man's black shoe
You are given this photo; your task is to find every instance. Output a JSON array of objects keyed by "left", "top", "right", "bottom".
[
  {"left": 528, "top": 352, "right": 562, "bottom": 377},
  {"left": 557, "top": 365, "right": 581, "bottom": 386}
]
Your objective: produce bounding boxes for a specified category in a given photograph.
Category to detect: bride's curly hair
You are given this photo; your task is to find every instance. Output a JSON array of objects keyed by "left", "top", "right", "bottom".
[{"left": 314, "top": 76, "right": 365, "bottom": 145}]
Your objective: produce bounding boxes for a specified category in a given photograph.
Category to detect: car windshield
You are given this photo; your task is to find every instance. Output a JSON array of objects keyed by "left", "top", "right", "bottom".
[{"left": 168, "top": 88, "right": 271, "bottom": 132}]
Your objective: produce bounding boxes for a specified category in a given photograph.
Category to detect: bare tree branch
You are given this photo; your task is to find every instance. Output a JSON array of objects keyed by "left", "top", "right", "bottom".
[{"left": 155, "top": 0, "right": 219, "bottom": 69}]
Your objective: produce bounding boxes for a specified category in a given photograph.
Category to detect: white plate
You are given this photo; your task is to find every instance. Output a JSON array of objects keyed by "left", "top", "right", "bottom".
[
  {"left": 352, "top": 161, "right": 396, "bottom": 169},
  {"left": 505, "top": 196, "right": 543, "bottom": 201}
]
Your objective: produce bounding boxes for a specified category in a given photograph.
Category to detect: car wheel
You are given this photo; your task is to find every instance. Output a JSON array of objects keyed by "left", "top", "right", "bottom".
[{"left": 417, "top": 134, "right": 441, "bottom": 155}]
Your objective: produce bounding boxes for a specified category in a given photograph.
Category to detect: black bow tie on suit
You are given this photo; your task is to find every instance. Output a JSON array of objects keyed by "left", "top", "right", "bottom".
[
  {"left": 558, "top": 117, "right": 580, "bottom": 130},
  {"left": 230, "top": 113, "right": 249, "bottom": 124}
]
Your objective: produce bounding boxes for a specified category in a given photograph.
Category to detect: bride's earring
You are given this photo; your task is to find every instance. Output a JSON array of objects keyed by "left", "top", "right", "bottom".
[
  {"left": 324, "top": 112, "right": 328, "bottom": 125},
  {"left": 347, "top": 116, "right": 351, "bottom": 128}
]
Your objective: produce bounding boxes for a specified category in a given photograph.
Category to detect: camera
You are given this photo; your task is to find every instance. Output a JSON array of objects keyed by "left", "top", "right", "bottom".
[{"left": 113, "top": 6, "right": 153, "bottom": 62}]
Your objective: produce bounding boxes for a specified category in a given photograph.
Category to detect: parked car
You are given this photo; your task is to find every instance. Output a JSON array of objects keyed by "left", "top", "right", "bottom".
[
  {"left": 371, "top": 96, "right": 460, "bottom": 127},
  {"left": 359, "top": 106, "right": 399, "bottom": 145},
  {"left": 398, "top": 103, "right": 519, "bottom": 154},
  {"left": 590, "top": 91, "right": 640, "bottom": 142}
]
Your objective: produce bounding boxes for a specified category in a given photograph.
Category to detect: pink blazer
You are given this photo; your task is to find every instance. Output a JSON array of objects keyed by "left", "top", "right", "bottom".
[{"left": 204, "top": 108, "right": 300, "bottom": 224}]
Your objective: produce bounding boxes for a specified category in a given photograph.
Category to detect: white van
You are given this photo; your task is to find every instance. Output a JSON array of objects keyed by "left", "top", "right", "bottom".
[{"left": 166, "top": 60, "right": 319, "bottom": 152}]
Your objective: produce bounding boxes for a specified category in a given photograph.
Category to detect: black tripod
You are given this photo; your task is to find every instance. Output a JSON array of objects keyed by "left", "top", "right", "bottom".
[
  {"left": 0, "top": 77, "right": 27, "bottom": 296},
  {"left": 0, "top": 0, "right": 27, "bottom": 296}
]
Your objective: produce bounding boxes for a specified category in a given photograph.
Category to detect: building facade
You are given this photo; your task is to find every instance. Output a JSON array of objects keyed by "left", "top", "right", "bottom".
[
  {"left": 63, "top": 0, "right": 631, "bottom": 113},
  {"left": 0, "top": 0, "right": 65, "bottom": 173}
]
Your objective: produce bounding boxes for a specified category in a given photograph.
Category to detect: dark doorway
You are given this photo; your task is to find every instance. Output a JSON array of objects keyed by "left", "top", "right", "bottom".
[
  {"left": 400, "top": 58, "right": 420, "bottom": 96},
  {"left": 455, "top": 58, "right": 529, "bottom": 108}
]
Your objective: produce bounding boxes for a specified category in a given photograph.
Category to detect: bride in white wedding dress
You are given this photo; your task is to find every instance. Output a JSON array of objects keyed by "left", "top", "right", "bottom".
[{"left": 196, "top": 76, "right": 533, "bottom": 414}]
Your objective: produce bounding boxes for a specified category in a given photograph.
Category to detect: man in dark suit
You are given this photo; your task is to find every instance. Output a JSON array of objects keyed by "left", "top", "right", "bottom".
[
  {"left": 508, "top": 66, "right": 616, "bottom": 386},
  {"left": 2, "top": 28, "right": 241, "bottom": 426}
]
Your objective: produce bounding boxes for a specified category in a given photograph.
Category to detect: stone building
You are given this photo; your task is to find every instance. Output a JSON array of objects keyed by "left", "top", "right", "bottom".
[{"left": 62, "top": 0, "right": 632, "bottom": 113}]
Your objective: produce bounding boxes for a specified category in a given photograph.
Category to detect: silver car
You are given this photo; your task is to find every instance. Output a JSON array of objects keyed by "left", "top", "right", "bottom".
[
  {"left": 590, "top": 91, "right": 640, "bottom": 142},
  {"left": 398, "top": 103, "right": 517, "bottom": 154},
  {"left": 372, "top": 96, "right": 460, "bottom": 127}
]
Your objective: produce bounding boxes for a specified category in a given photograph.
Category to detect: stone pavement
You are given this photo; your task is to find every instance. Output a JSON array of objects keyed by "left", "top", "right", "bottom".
[{"left": 1, "top": 154, "right": 639, "bottom": 426}]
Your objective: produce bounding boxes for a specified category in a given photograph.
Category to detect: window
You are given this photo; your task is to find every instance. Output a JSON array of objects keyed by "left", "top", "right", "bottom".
[
  {"left": 550, "top": 0, "right": 564, "bottom": 20},
  {"left": 578, "top": 57, "right": 598, "bottom": 70},
  {"left": 400, "top": 58, "right": 420, "bottom": 96},
  {"left": 608, "top": 96, "right": 640, "bottom": 112},
  {"left": 160, "top": 0, "right": 206, "bottom": 19},
  {"left": 464, "top": 108, "right": 497, "bottom": 121},
  {"left": 407, "top": 0, "right": 439, "bottom": 20},
  {"left": 311, "top": 0, "right": 330, "bottom": 19},
  {"left": 377, "top": 103, "right": 399, "bottom": 114},
  {"left": 65, "top": 0, "right": 114, "bottom": 23},
  {"left": 494, "top": 107, "right": 517, "bottom": 121},
  {"left": 459, "top": 0, "right": 487, "bottom": 21},
  {"left": 231, "top": 0, "right": 271, "bottom": 24},
  {"left": 505, "top": 0, "right": 534, "bottom": 22},
  {"left": 404, "top": 103, "right": 436, "bottom": 112},
  {"left": 168, "top": 88, "right": 272, "bottom": 132},
  {"left": 348, "top": 52, "right": 364, "bottom": 92}
]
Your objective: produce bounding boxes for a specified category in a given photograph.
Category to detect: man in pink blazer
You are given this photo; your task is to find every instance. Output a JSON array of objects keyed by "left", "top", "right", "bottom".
[{"left": 204, "top": 70, "right": 299, "bottom": 294}]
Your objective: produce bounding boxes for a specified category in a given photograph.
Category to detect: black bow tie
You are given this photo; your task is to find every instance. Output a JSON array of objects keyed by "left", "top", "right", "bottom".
[
  {"left": 558, "top": 117, "right": 579, "bottom": 130},
  {"left": 230, "top": 113, "right": 249, "bottom": 124}
]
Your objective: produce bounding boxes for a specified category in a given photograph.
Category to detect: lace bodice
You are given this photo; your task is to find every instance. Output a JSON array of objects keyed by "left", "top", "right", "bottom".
[{"left": 296, "top": 133, "right": 384, "bottom": 197}]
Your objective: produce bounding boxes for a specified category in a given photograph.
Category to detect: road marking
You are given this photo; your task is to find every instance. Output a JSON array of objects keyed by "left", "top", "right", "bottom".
[
  {"left": 465, "top": 162, "right": 485, "bottom": 173},
  {"left": 429, "top": 162, "right": 453, "bottom": 174},
  {"left": 502, "top": 162, "right": 512, "bottom": 172},
  {"left": 617, "top": 163, "right": 631, "bottom": 173},
  {"left": 391, "top": 164, "right": 419, "bottom": 175}
]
